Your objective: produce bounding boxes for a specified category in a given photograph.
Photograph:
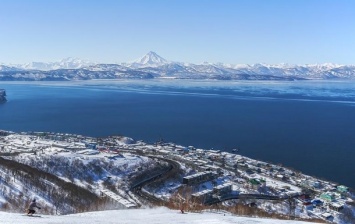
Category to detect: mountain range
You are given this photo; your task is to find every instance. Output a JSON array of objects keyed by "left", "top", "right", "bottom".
[{"left": 1, "top": 52, "right": 355, "bottom": 81}]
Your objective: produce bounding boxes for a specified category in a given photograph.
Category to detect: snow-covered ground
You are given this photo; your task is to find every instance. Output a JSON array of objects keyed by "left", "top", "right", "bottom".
[
  {"left": 1, "top": 132, "right": 353, "bottom": 223},
  {"left": 0, "top": 207, "right": 317, "bottom": 224}
]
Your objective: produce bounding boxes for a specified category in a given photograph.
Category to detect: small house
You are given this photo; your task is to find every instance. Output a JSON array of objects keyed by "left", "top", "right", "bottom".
[
  {"left": 320, "top": 192, "right": 335, "bottom": 202},
  {"left": 329, "top": 203, "right": 344, "bottom": 212},
  {"left": 303, "top": 202, "right": 313, "bottom": 210},
  {"left": 337, "top": 185, "right": 348, "bottom": 194},
  {"left": 311, "top": 199, "right": 323, "bottom": 207},
  {"left": 249, "top": 178, "right": 261, "bottom": 190},
  {"left": 298, "top": 194, "right": 311, "bottom": 203}
]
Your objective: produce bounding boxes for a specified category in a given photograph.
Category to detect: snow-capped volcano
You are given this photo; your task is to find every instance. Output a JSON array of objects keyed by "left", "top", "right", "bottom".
[
  {"left": 129, "top": 51, "right": 168, "bottom": 68},
  {"left": 1, "top": 52, "right": 355, "bottom": 80}
]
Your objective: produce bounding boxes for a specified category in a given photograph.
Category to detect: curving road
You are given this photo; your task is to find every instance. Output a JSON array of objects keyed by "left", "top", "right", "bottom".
[
  {"left": 128, "top": 153, "right": 299, "bottom": 207},
  {"left": 130, "top": 156, "right": 181, "bottom": 205}
]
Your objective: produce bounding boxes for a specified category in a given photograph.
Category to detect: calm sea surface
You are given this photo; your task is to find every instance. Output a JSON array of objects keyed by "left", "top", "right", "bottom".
[{"left": 1, "top": 80, "right": 355, "bottom": 188}]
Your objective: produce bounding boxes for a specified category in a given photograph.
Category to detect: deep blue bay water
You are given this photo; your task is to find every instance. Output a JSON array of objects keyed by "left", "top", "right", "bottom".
[{"left": 1, "top": 80, "right": 355, "bottom": 188}]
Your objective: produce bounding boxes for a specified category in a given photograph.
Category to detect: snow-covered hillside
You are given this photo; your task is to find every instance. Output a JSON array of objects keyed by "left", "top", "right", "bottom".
[
  {"left": 0, "top": 65, "right": 23, "bottom": 72},
  {"left": 0, "top": 207, "right": 317, "bottom": 224},
  {"left": 1, "top": 52, "right": 355, "bottom": 80},
  {"left": 2, "top": 131, "right": 353, "bottom": 223},
  {"left": 10, "top": 57, "right": 94, "bottom": 71}
]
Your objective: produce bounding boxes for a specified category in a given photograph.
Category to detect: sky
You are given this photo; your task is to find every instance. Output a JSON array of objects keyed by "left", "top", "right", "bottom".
[{"left": 0, "top": 0, "right": 355, "bottom": 65}]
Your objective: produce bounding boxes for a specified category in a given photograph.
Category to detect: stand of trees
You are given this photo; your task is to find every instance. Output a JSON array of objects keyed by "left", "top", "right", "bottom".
[{"left": 0, "top": 157, "right": 113, "bottom": 214}]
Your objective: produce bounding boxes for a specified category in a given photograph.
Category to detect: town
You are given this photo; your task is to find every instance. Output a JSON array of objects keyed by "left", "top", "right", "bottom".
[{"left": 0, "top": 130, "right": 354, "bottom": 223}]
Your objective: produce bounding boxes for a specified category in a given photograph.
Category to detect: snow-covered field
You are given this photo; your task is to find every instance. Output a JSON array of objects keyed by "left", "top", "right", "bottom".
[{"left": 0, "top": 208, "right": 317, "bottom": 224}]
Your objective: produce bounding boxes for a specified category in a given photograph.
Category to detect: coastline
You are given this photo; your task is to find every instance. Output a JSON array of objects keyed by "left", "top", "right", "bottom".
[
  {"left": 1, "top": 81, "right": 355, "bottom": 189},
  {"left": 0, "top": 89, "right": 6, "bottom": 102},
  {"left": 0, "top": 129, "right": 353, "bottom": 223}
]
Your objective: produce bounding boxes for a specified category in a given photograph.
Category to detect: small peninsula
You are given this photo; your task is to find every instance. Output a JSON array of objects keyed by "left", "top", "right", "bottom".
[{"left": 0, "top": 89, "right": 6, "bottom": 102}]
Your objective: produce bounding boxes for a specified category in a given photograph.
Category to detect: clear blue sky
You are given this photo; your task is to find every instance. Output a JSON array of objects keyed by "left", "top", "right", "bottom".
[{"left": 0, "top": 0, "right": 354, "bottom": 64}]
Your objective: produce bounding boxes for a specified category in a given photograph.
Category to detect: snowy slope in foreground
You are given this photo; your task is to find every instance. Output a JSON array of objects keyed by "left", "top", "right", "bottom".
[{"left": 0, "top": 207, "right": 317, "bottom": 224}]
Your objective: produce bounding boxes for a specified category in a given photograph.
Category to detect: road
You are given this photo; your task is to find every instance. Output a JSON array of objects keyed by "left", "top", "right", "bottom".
[
  {"left": 130, "top": 155, "right": 181, "bottom": 205},
  {"left": 126, "top": 151, "right": 300, "bottom": 207}
]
